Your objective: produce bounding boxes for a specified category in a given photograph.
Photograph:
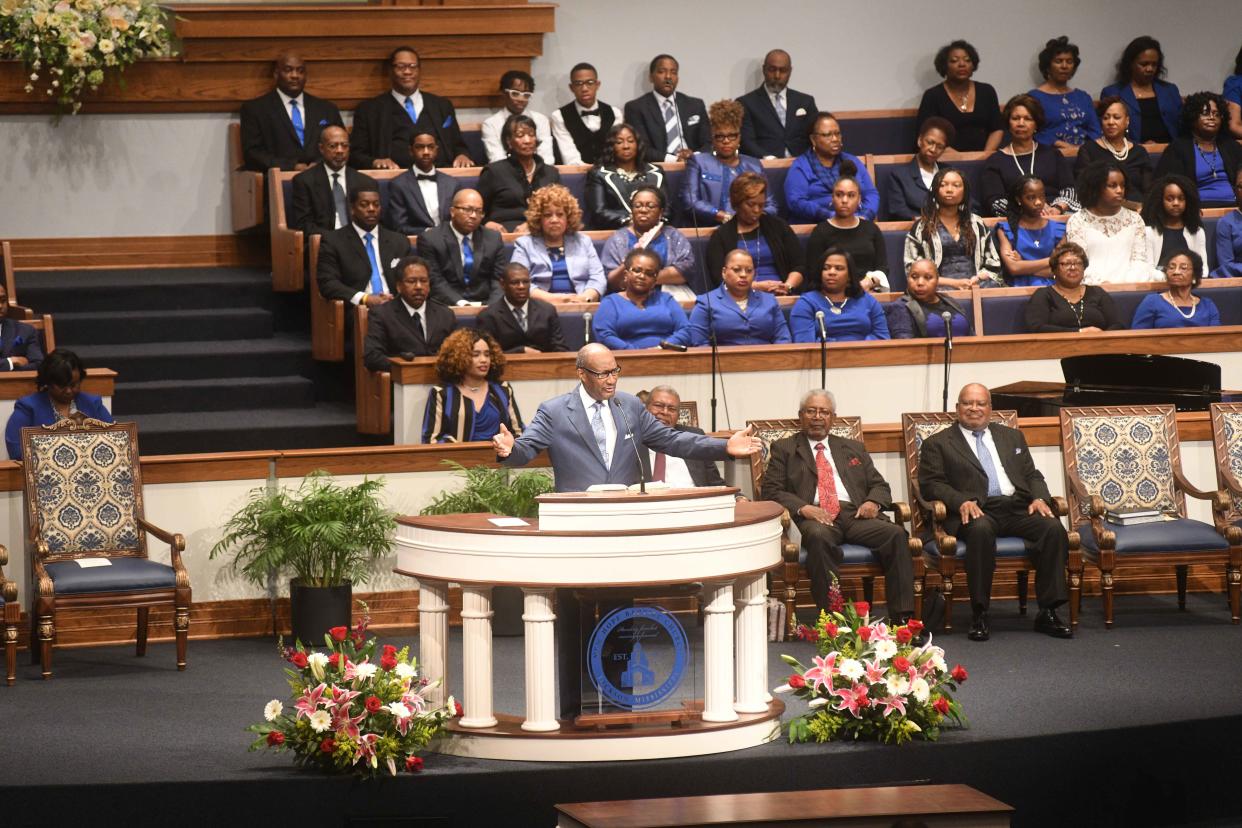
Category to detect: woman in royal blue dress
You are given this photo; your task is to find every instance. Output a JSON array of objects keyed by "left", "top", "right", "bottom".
[
  {"left": 1100, "top": 36, "right": 1182, "bottom": 144},
  {"left": 681, "top": 99, "right": 774, "bottom": 227},
  {"left": 790, "top": 247, "right": 889, "bottom": 343},
  {"left": 592, "top": 249, "right": 688, "bottom": 350},
  {"left": 1028, "top": 36, "right": 1101, "bottom": 150},
  {"left": 422, "top": 329, "right": 524, "bottom": 443},
  {"left": 995, "top": 176, "right": 1066, "bottom": 287},
  {"left": 1154, "top": 91, "right": 1241, "bottom": 209},
  {"left": 1131, "top": 250, "right": 1221, "bottom": 329},
  {"left": 667, "top": 249, "right": 791, "bottom": 347},
  {"left": 784, "top": 111, "right": 879, "bottom": 223},
  {"left": 5, "top": 349, "right": 113, "bottom": 460}
]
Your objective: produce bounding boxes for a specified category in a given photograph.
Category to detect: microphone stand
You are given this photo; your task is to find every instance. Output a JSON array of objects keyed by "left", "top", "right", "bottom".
[
  {"left": 686, "top": 178, "right": 722, "bottom": 431},
  {"left": 941, "top": 310, "right": 954, "bottom": 412},
  {"left": 613, "top": 400, "right": 647, "bottom": 494},
  {"left": 815, "top": 310, "right": 828, "bottom": 389}
]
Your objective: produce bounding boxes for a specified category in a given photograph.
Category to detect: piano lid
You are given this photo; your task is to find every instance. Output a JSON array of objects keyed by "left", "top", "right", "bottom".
[{"left": 1061, "top": 353, "right": 1221, "bottom": 394}]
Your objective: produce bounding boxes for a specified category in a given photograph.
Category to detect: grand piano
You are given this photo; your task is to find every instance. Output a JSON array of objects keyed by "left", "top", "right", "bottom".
[{"left": 990, "top": 353, "right": 1241, "bottom": 417}]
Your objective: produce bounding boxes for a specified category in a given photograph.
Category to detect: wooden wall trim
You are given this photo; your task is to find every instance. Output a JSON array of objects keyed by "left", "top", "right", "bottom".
[
  {"left": 0, "top": 368, "right": 115, "bottom": 401},
  {"left": 8, "top": 234, "right": 269, "bottom": 271}
]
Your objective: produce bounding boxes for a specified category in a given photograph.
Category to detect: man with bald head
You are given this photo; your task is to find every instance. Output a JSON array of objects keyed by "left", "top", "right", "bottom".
[
  {"left": 240, "top": 51, "right": 344, "bottom": 172},
  {"left": 416, "top": 188, "right": 505, "bottom": 306},
  {"left": 918, "top": 382, "right": 1071, "bottom": 641},
  {"left": 737, "top": 49, "right": 818, "bottom": 159},
  {"left": 290, "top": 125, "right": 377, "bottom": 239}
]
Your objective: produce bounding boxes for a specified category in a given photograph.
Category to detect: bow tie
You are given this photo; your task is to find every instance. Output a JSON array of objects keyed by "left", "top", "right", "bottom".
[
  {"left": 578, "top": 108, "right": 599, "bottom": 117},
  {"left": 415, "top": 173, "right": 436, "bottom": 182}
]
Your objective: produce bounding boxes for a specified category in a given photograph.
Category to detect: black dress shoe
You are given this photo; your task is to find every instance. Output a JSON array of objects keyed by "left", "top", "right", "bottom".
[
  {"left": 968, "top": 611, "right": 990, "bottom": 642},
  {"left": 1034, "top": 608, "right": 1073, "bottom": 638}
]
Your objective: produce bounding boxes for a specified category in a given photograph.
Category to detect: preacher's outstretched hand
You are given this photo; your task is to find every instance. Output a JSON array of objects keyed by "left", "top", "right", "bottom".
[
  {"left": 725, "top": 424, "right": 763, "bottom": 458},
  {"left": 492, "top": 423, "right": 515, "bottom": 458}
]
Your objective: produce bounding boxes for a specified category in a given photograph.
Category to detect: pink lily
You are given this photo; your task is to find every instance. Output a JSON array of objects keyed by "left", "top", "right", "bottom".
[
  {"left": 831, "top": 683, "right": 872, "bottom": 718},
  {"left": 330, "top": 686, "right": 361, "bottom": 709},
  {"left": 877, "top": 694, "right": 908, "bottom": 718},
  {"left": 293, "top": 682, "right": 327, "bottom": 720},
  {"left": 802, "top": 653, "right": 838, "bottom": 693},
  {"left": 863, "top": 659, "right": 887, "bottom": 684},
  {"left": 333, "top": 706, "right": 366, "bottom": 741},
  {"left": 401, "top": 691, "right": 427, "bottom": 716},
  {"left": 353, "top": 733, "right": 379, "bottom": 766}
]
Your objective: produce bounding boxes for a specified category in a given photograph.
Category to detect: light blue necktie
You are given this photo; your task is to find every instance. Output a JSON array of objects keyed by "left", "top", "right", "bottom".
[
  {"left": 289, "top": 98, "right": 304, "bottom": 146},
  {"left": 663, "top": 100, "right": 683, "bottom": 155},
  {"left": 404, "top": 96, "right": 418, "bottom": 124},
  {"left": 973, "top": 430, "right": 1003, "bottom": 497},
  {"left": 591, "top": 400, "right": 610, "bottom": 468},
  {"left": 363, "top": 232, "right": 383, "bottom": 295},
  {"left": 461, "top": 236, "right": 474, "bottom": 285},
  {"left": 773, "top": 91, "right": 786, "bottom": 127}
]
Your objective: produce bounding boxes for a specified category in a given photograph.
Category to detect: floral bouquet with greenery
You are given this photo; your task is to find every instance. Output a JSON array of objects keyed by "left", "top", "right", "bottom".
[
  {"left": 776, "top": 578, "right": 968, "bottom": 745},
  {"left": 247, "top": 608, "right": 454, "bottom": 777},
  {"left": 0, "top": 0, "right": 173, "bottom": 113}
]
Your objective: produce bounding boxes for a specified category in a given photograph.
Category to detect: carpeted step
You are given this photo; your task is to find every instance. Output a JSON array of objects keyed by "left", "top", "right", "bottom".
[
  {"left": 71, "top": 335, "right": 314, "bottom": 383},
  {"left": 14, "top": 268, "right": 273, "bottom": 314},
  {"left": 113, "top": 376, "right": 317, "bottom": 416},
  {"left": 53, "top": 308, "right": 273, "bottom": 345},
  {"left": 121, "top": 403, "right": 380, "bottom": 455}
]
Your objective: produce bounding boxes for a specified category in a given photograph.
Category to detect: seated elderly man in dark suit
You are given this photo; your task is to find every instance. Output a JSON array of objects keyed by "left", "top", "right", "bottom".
[
  {"left": 477, "top": 264, "right": 568, "bottom": 354},
  {"left": 363, "top": 256, "right": 457, "bottom": 371},
  {"left": 918, "top": 382, "right": 1072, "bottom": 641},
  {"left": 0, "top": 283, "right": 43, "bottom": 372},
  {"left": 761, "top": 389, "right": 915, "bottom": 623},
  {"left": 623, "top": 54, "right": 710, "bottom": 163},
  {"left": 290, "top": 126, "right": 377, "bottom": 239},
  {"left": 350, "top": 46, "right": 472, "bottom": 170},
  {"left": 240, "top": 51, "right": 344, "bottom": 173},
  {"left": 316, "top": 183, "right": 413, "bottom": 307},
  {"left": 416, "top": 189, "right": 503, "bottom": 307},
  {"left": 737, "top": 49, "right": 818, "bottom": 159},
  {"left": 385, "top": 125, "right": 460, "bottom": 236},
  {"left": 641, "top": 385, "right": 739, "bottom": 493}
]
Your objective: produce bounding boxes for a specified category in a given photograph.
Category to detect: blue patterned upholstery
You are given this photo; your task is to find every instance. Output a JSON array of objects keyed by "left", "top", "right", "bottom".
[
  {"left": 1218, "top": 411, "right": 1242, "bottom": 514},
  {"left": 24, "top": 429, "right": 141, "bottom": 555},
  {"left": 45, "top": 558, "right": 176, "bottom": 594},
  {"left": 1079, "top": 518, "right": 1230, "bottom": 555},
  {"left": 1068, "top": 413, "right": 1178, "bottom": 520}
]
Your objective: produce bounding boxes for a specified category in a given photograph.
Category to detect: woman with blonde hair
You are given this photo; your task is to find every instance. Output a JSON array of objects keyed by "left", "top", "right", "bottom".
[
  {"left": 422, "top": 328, "right": 523, "bottom": 443},
  {"left": 681, "top": 99, "right": 773, "bottom": 226},
  {"left": 509, "top": 184, "right": 606, "bottom": 304}
]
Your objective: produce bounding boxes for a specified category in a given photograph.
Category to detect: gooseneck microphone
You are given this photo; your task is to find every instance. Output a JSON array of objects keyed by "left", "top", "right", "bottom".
[
  {"left": 613, "top": 399, "right": 647, "bottom": 494},
  {"left": 941, "top": 310, "right": 954, "bottom": 412},
  {"left": 815, "top": 310, "right": 828, "bottom": 388},
  {"left": 582, "top": 310, "right": 592, "bottom": 344}
]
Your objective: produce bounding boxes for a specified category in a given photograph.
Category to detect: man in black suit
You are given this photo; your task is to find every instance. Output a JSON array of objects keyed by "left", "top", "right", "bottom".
[
  {"left": 386, "top": 126, "right": 461, "bottom": 236},
  {"left": 641, "top": 385, "right": 735, "bottom": 491},
  {"left": 622, "top": 54, "right": 710, "bottom": 163},
  {"left": 761, "top": 389, "right": 915, "bottom": 623},
  {"left": 350, "top": 46, "right": 473, "bottom": 171},
  {"left": 477, "top": 264, "right": 568, "bottom": 354},
  {"left": 240, "top": 51, "right": 344, "bottom": 172},
  {"left": 737, "top": 49, "right": 818, "bottom": 159},
  {"left": 918, "top": 383, "right": 1072, "bottom": 641},
  {"left": 290, "top": 126, "right": 377, "bottom": 239},
  {"left": 316, "top": 183, "right": 413, "bottom": 306},
  {"left": 363, "top": 257, "right": 457, "bottom": 372},
  {"left": 415, "top": 189, "right": 504, "bottom": 306},
  {"left": 0, "top": 283, "right": 42, "bottom": 372}
]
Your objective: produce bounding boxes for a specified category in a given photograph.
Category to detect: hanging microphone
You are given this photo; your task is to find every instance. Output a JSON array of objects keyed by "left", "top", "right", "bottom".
[
  {"left": 582, "top": 311, "right": 592, "bottom": 343},
  {"left": 815, "top": 310, "right": 827, "bottom": 341},
  {"left": 613, "top": 399, "right": 647, "bottom": 494}
]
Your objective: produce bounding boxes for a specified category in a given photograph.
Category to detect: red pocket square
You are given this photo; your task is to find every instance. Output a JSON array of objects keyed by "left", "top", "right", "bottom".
[{"left": 848, "top": 457, "right": 862, "bottom": 466}]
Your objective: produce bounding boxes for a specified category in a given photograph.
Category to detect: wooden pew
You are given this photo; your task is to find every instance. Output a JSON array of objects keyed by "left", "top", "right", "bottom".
[
  {"left": 228, "top": 123, "right": 265, "bottom": 233},
  {"left": 354, "top": 304, "right": 391, "bottom": 435}
]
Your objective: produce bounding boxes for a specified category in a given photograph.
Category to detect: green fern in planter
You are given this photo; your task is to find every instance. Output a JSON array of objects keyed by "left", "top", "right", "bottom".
[{"left": 420, "top": 461, "right": 554, "bottom": 519}]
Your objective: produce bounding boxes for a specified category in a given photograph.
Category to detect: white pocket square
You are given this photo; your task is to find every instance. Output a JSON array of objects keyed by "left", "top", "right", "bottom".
[
  {"left": 795, "top": 107, "right": 807, "bottom": 117},
  {"left": 1014, "top": 448, "right": 1022, "bottom": 454},
  {"left": 390, "top": 258, "right": 399, "bottom": 268},
  {"left": 687, "top": 114, "right": 701, "bottom": 126},
  {"left": 625, "top": 434, "right": 633, "bottom": 440}
]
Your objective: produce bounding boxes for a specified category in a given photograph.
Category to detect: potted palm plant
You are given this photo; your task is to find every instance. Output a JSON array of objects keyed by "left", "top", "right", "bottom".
[{"left": 211, "top": 471, "right": 396, "bottom": 644}]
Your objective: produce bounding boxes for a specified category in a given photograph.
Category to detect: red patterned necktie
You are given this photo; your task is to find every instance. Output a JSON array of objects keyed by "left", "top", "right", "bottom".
[
  {"left": 814, "top": 442, "right": 840, "bottom": 521},
  {"left": 652, "top": 452, "right": 667, "bottom": 482}
]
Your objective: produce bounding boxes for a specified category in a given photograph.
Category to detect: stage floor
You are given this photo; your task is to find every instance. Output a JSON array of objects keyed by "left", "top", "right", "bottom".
[{"left": 3, "top": 594, "right": 1242, "bottom": 827}]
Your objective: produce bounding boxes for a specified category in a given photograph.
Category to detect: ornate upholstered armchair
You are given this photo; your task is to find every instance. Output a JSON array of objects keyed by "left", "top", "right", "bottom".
[
  {"left": 1062, "top": 405, "right": 1241, "bottom": 628},
  {"left": 749, "top": 416, "right": 922, "bottom": 638},
  {"left": 21, "top": 419, "right": 191, "bottom": 678},
  {"left": 901, "top": 410, "right": 1080, "bottom": 632},
  {"left": 1, "top": 542, "right": 16, "bottom": 684}
]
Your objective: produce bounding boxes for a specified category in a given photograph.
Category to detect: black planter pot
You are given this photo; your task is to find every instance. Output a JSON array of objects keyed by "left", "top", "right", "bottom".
[{"left": 289, "top": 578, "right": 352, "bottom": 646}]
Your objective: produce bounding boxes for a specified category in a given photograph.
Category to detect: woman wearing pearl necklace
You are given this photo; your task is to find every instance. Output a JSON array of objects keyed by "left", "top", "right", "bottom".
[
  {"left": 1074, "top": 97, "right": 1153, "bottom": 210},
  {"left": 979, "top": 94, "right": 1077, "bottom": 217},
  {"left": 1154, "top": 91, "right": 1242, "bottom": 208},
  {"left": 1131, "top": 250, "right": 1220, "bottom": 329}
]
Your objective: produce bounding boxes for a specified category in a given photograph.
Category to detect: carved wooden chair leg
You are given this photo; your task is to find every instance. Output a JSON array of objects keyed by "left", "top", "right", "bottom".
[
  {"left": 38, "top": 611, "right": 54, "bottom": 679},
  {"left": 1016, "top": 571, "right": 1030, "bottom": 616},
  {"left": 1069, "top": 566, "right": 1082, "bottom": 630},
  {"left": 1175, "top": 565, "right": 1188, "bottom": 611},
  {"left": 1101, "top": 569, "right": 1115, "bottom": 630},
  {"left": 175, "top": 595, "right": 190, "bottom": 670},
  {"left": 136, "top": 607, "right": 149, "bottom": 657},
  {"left": 4, "top": 622, "right": 15, "bottom": 685},
  {"left": 940, "top": 565, "right": 956, "bottom": 633},
  {"left": 912, "top": 573, "right": 924, "bottom": 621},
  {"left": 1228, "top": 565, "right": 1241, "bottom": 625}
]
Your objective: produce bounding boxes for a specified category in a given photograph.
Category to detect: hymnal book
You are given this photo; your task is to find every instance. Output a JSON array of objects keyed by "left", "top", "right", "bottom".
[{"left": 1104, "top": 509, "right": 1166, "bottom": 526}]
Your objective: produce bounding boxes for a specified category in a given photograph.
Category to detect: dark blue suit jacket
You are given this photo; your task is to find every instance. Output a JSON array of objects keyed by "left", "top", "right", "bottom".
[
  {"left": 885, "top": 159, "right": 932, "bottom": 221},
  {"left": 0, "top": 318, "right": 43, "bottom": 372},
  {"left": 623, "top": 92, "right": 711, "bottom": 163},
  {"left": 1099, "top": 80, "right": 1182, "bottom": 143},
  {"left": 384, "top": 168, "right": 460, "bottom": 235},
  {"left": 5, "top": 391, "right": 113, "bottom": 460},
  {"left": 668, "top": 286, "right": 792, "bottom": 347},
  {"left": 737, "top": 85, "right": 817, "bottom": 158},
  {"left": 680, "top": 153, "right": 776, "bottom": 225}
]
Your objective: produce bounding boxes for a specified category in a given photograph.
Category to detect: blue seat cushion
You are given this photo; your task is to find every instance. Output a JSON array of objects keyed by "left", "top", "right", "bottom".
[
  {"left": 46, "top": 558, "right": 176, "bottom": 595},
  {"left": 796, "top": 543, "right": 880, "bottom": 567},
  {"left": 1078, "top": 518, "right": 1229, "bottom": 555},
  {"left": 920, "top": 534, "right": 1028, "bottom": 560}
]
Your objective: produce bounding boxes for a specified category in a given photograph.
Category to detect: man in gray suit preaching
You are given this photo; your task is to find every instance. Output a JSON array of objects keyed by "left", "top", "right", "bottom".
[{"left": 493, "top": 343, "right": 761, "bottom": 490}]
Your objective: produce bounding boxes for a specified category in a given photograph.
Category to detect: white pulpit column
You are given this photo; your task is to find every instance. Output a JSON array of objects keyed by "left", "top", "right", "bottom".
[
  {"left": 417, "top": 579, "right": 450, "bottom": 707},
  {"left": 521, "top": 588, "right": 560, "bottom": 732},
  {"left": 459, "top": 586, "right": 498, "bottom": 728},
  {"left": 701, "top": 580, "right": 738, "bottom": 722},
  {"left": 733, "top": 572, "right": 769, "bottom": 714}
]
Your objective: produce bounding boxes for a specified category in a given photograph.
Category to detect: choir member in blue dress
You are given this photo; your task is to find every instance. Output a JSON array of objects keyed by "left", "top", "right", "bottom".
[
  {"left": 423, "top": 328, "right": 524, "bottom": 443},
  {"left": 5, "top": 349, "right": 113, "bottom": 460},
  {"left": 904, "top": 168, "right": 1001, "bottom": 289},
  {"left": 790, "top": 247, "right": 889, "bottom": 343},
  {"left": 995, "top": 177, "right": 1066, "bottom": 287},
  {"left": 1226, "top": 45, "right": 1242, "bottom": 140},
  {"left": 1211, "top": 169, "right": 1242, "bottom": 277},
  {"left": 784, "top": 112, "right": 879, "bottom": 223},
  {"left": 886, "top": 117, "right": 954, "bottom": 221},
  {"left": 704, "top": 172, "right": 804, "bottom": 296},
  {"left": 681, "top": 100, "right": 773, "bottom": 227},
  {"left": 980, "top": 95, "right": 1077, "bottom": 217},
  {"left": 1100, "top": 36, "right": 1182, "bottom": 144},
  {"left": 915, "top": 40, "right": 1004, "bottom": 153},
  {"left": 1155, "top": 92, "right": 1241, "bottom": 208},
  {"left": 1024, "top": 242, "right": 1125, "bottom": 333},
  {"left": 666, "top": 249, "right": 791, "bottom": 347},
  {"left": 1074, "top": 97, "right": 1154, "bottom": 210},
  {"left": 803, "top": 176, "right": 890, "bottom": 293},
  {"left": 592, "top": 249, "right": 689, "bottom": 350},
  {"left": 885, "top": 259, "right": 973, "bottom": 340},
  {"left": 585, "top": 123, "right": 667, "bottom": 230},
  {"left": 1141, "top": 175, "right": 1208, "bottom": 274},
  {"left": 1132, "top": 251, "right": 1220, "bottom": 329},
  {"left": 510, "top": 184, "right": 606, "bottom": 305},
  {"left": 599, "top": 186, "right": 696, "bottom": 297},
  {"left": 1029, "top": 37, "right": 1101, "bottom": 150}
]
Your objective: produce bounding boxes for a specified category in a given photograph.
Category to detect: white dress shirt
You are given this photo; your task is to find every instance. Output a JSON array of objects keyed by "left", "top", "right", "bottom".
[
  {"left": 648, "top": 447, "right": 695, "bottom": 488},
  {"left": 401, "top": 298, "right": 426, "bottom": 338},
  {"left": 549, "top": 103, "right": 624, "bottom": 166},
  {"left": 579, "top": 385, "right": 617, "bottom": 468},
  {"left": 481, "top": 108, "right": 555, "bottom": 165},
  {"left": 323, "top": 163, "right": 349, "bottom": 230},
  {"left": 806, "top": 437, "right": 846, "bottom": 506},
  {"left": 350, "top": 222, "right": 386, "bottom": 306},
  {"left": 276, "top": 88, "right": 303, "bottom": 133},
  {"left": 958, "top": 424, "right": 1016, "bottom": 497},
  {"left": 391, "top": 88, "right": 424, "bottom": 120},
  {"left": 413, "top": 165, "right": 441, "bottom": 226}
]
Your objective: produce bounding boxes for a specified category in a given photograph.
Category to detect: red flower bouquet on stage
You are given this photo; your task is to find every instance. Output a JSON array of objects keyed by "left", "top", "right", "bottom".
[
  {"left": 246, "top": 606, "right": 452, "bottom": 776},
  {"left": 776, "top": 579, "right": 968, "bottom": 745}
]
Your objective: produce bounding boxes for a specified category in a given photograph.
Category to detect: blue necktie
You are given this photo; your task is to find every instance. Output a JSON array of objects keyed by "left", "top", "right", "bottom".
[
  {"left": 404, "top": 96, "right": 418, "bottom": 124},
  {"left": 363, "top": 232, "right": 383, "bottom": 296},
  {"left": 289, "top": 99, "right": 304, "bottom": 146},
  {"left": 591, "top": 401, "right": 610, "bottom": 467},
  {"left": 461, "top": 236, "right": 474, "bottom": 285},
  {"left": 973, "top": 430, "right": 1003, "bottom": 497}
]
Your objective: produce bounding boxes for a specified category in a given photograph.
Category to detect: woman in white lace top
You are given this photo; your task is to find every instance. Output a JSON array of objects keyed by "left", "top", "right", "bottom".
[{"left": 1065, "top": 159, "right": 1156, "bottom": 284}]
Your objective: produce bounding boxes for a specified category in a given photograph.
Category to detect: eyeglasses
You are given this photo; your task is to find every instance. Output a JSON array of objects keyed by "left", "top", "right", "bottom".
[
  {"left": 647, "top": 402, "right": 679, "bottom": 412},
  {"left": 813, "top": 131, "right": 842, "bottom": 139},
  {"left": 631, "top": 201, "right": 661, "bottom": 211},
  {"left": 452, "top": 205, "right": 484, "bottom": 215},
  {"left": 627, "top": 267, "right": 658, "bottom": 277},
  {"left": 392, "top": 63, "right": 419, "bottom": 73},
  {"left": 800, "top": 408, "right": 834, "bottom": 418},
  {"left": 569, "top": 79, "right": 599, "bottom": 88},
  {"left": 1057, "top": 259, "right": 1085, "bottom": 270},
  {"left": 713, "top": 132, "right": 740, "bottom": 141},
  {"left": 580, "top": 366, "right": 622, "bottom": 379},
  {"left": 504, "top": 88, "right": 533, "bottom": 101}
]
